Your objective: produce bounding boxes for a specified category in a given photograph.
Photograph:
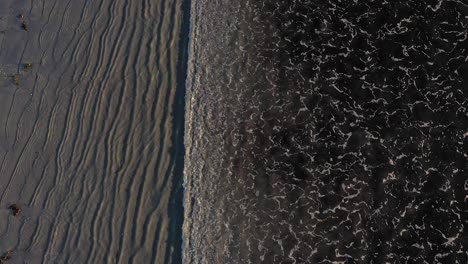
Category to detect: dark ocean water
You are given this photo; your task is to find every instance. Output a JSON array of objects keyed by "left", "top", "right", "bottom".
[{"left": 184, "top": 0, "right": 468, "bottom": 263}]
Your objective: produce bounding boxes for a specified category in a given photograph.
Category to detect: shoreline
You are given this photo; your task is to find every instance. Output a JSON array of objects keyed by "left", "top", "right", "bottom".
[{"left": 169, "top": 0, "right": 192, "bottom": 263}]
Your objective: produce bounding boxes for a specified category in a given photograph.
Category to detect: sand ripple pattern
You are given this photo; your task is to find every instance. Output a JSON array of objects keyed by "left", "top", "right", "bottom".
[{"left": 0, "top": 0, "right": 187, "bottom": 263}]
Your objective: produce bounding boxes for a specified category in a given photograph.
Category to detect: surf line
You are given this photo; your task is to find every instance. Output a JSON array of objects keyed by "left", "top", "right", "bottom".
[{"left": 166, "top": 0, "right": 192, "bottom": 263}]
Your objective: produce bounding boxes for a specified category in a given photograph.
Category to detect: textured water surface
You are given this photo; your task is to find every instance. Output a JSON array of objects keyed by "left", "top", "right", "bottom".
[{"left": 184, "top": 0, "right": 468, "bottom": 263}]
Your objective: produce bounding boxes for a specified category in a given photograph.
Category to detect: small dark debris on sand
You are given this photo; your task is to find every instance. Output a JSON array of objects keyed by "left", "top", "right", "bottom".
[
  {"left": 18, "top": 14, "right": 28, "bottom": 31},
  {"left": 23, "top": 63, "right": 32, "bottom": 71},
  {"left": 11, "top": 75, "right": 19, "bottom": 86},
  {"left": 8, "top": 204, "right": 21, "bottom": 217},
  {"left": 0, "top": 250, "right": 12, "bottom": 262}
]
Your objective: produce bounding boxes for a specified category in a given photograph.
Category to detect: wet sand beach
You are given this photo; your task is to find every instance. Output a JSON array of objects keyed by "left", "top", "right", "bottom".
[{"left": 0, "top": 0, "right": 188, "bottom": 263}]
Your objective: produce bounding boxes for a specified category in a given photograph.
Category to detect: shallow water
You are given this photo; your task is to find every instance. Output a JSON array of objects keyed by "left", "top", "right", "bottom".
[
  {"left": 184, "top": 0, "right": 468, "bottom": 263},
  {"left": 0, "top": 0, "right": 188, "bottom": 263}
]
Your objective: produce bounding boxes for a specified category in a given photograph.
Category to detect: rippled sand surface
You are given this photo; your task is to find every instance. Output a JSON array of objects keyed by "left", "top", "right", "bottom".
[{"left": 0, "top": 0, "right": 187, "bottom": 262}]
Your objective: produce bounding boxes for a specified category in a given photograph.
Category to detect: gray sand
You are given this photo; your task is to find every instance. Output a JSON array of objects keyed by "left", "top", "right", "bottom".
[{"left": 0, "top": 0, "right": 185, "bottom": 262}]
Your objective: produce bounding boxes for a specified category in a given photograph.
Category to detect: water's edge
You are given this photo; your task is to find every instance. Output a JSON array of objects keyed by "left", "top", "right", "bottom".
[{"left": 170, "top": 0, "right": 192, "bottom": 263}]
